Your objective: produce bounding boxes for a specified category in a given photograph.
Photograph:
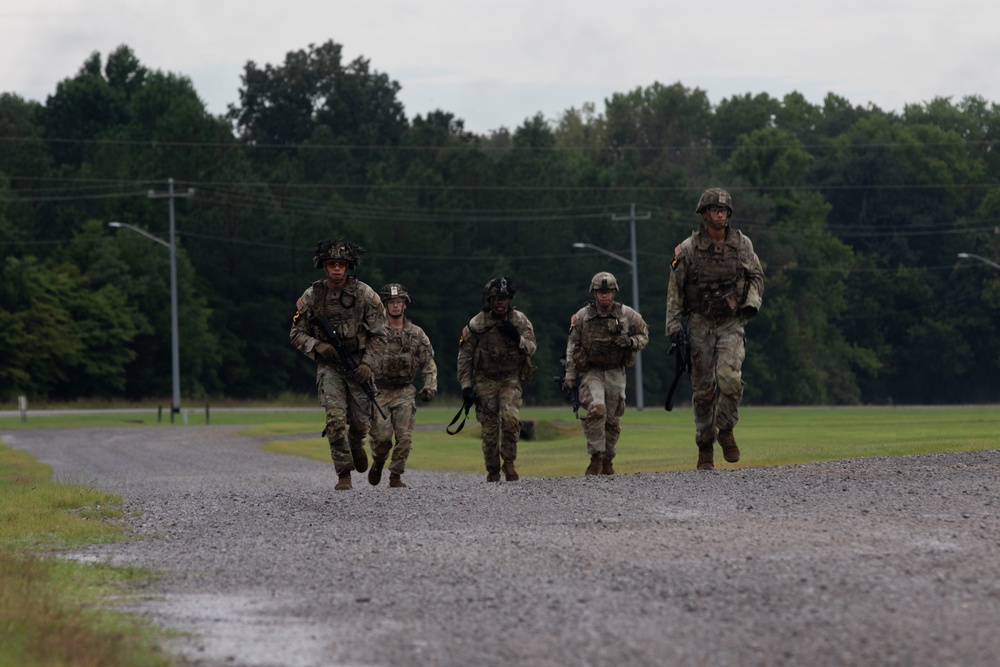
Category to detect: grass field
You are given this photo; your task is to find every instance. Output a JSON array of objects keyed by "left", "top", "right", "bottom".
[{"left": 248, "top": 404, "right": 1000, "bottom": 475}]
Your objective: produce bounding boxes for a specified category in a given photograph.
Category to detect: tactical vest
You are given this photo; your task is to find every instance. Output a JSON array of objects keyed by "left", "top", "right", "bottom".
[
  {"left": 379, "top": 326, "right": 417, "bottom": 384},
  {"left": 683, "top": 237, "right": 747, "bottom": 320},
  {"left": 473, "top": 320, "right": 522, "bottom": 378},
  {"left": 314, "top": 279, "right": 367, "bottom": 354},
  {"left": 574, "top": 305, "right": 628, "bottom": 370}
]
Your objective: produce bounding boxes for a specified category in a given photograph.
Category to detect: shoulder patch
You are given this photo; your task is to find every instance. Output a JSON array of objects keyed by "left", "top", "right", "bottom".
[{"left": 671, "top": 244, "right": 684, "bottom": 270}]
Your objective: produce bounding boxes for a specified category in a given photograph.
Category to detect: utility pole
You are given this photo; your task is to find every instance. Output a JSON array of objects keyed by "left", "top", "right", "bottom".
[
  {"left": 612, "top": 203, "right": 651, "bottom": 410},
  {"left": 147, "top": 178, "right": 195, "bottom": 416}
]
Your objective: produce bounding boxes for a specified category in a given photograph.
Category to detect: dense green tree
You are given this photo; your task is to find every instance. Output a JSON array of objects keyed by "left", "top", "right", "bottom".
[{"left": 3, "top": 39, "right": 999, "bottom": 405}]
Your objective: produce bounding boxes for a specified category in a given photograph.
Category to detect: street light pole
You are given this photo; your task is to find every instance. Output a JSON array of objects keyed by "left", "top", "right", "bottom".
[
  {"left": 147, "top": 179, "right": 194, "bottom": 415},
  {"left": 957, "top": 252, "right": 1000, "bottom": 270},
  {"left": 573, "top": 233, "right": 647, "bottom": 410},
  {"left": 108, "top": 220, "right": 181, "bottom": 415}
]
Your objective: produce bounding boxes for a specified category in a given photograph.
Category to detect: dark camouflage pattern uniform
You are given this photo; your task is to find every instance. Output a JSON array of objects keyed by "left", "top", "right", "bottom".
[
  {"left": 564, "top": 301, "right": 649, "bottom": 461},
  {"left": 369, "top": 319, "right": 437, "bottom": 477},
  {"left": 457, "top": 308, "right": 537, "bottom": 476},
  {"left": 290, "top": 277, "right": 387, "bottom": 474},
  {"left": 666, "top": 224, "right": 764, "bottom": 449}
]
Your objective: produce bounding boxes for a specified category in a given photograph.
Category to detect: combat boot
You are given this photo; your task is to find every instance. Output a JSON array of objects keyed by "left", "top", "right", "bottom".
[
  {"left": 718, "top": 430, "right": 740, "bottom": 463},
  {"left": 502, "top": 461, "right": 519, "bottom": 482},
  {"left": 697, "top": 447, "right": 714, "bottom": 471},
  {"left": 351, "top": 443, "right": 369, "bottom": 473},
  {"left": 585, "top": 453, "right": 603, "bottom": 476},
  {"left": 367, "top": 456, "right": 385, "bottom": 486},
  {"left": 601, "top": 457, "right": 615, "bottom": 475},
  {"left": 389, "top": 472, "right": 407, "bottom": 488},
  {"left": 334, "top": 472, "right": 353, "bottom": 490},
  {"left": 486, "top": 470, "right": 501, "bottom": 483}
]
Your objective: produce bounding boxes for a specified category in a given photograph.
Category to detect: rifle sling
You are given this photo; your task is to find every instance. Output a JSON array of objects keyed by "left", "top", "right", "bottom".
[
  {"left": 446, "top": 402, "right": 472, "bottom": 435},
  {"left": 664, "top": 351, "right": 686, "bottom": 412}
]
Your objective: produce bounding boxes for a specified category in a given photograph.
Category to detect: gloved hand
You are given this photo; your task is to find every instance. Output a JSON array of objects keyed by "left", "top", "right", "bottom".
[
  {"left": 462, "top": 387, "right": 477, "bottom": 405},
  {"left": 669, "top": 331, "right": 682, "bottom": 347},
  {"left": 314, "top": 342, "right": 337, "bottom": 362},
  {"left": 561, "top": 377, "right": 576, "bottom": 395},
  {"left": 615, "top": 334, "right": 633, "bottom": 348},
  {"left": 741, "top": 305, "right": 759, "bottom": 319},
  {"left": 498, "top": 320, "right": 520, "bottom": 342},
  {"left": 353, "top": 363, "right": 373, "bottom": 385},
  {"left": 419, "top": 387, "right": 436, "bottom": 402}
]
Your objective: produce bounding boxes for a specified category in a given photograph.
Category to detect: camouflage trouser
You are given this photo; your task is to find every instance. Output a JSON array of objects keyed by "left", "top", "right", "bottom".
[
  {"left": 368, "top": 384, "right": 416, "bottom": 476},
  {"left": 578, "top": 367, "right": 626, "bottom": 459},
  {"left": 688, "top": 314, "right": 746, "bottom": 447},
  {"left": 474, "top": 375, "right": 522, "bottom": 474},
  {"left": 318, "top": 366, "right": 374, "bottom": 475}
]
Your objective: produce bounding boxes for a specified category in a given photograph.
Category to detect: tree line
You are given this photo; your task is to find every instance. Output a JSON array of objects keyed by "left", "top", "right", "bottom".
[{"left": 1, "top": 41, "right": 999, "bottom": 407}]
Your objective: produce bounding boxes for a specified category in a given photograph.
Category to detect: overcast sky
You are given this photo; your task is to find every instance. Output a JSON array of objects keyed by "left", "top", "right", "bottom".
[{"left": 3, "top": 1, "right": 999, "bottom": 135}]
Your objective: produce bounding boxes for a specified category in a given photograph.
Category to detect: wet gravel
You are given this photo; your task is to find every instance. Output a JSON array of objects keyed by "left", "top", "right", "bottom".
[{"left": 4, "top": 426, "right": 1000, "bottom": 667}]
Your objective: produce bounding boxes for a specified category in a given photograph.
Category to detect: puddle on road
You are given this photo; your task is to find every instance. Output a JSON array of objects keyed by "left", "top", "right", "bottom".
[{"left": 151, "top": 592, "right": 337, "bottom": 667}]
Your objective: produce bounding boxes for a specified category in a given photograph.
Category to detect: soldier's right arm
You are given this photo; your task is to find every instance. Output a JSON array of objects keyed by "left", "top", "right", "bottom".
[
  {"left": 456, "top": 324, "right": 476, "bottom": 389},
  {"left": 290, "top": 287, "right": 324, "bottom": 361},
  {"left": 564, "top": 311, "right": 582, "bottom": 376},
  {"left": 665, "top": 241, "right": 689, "bottom": 336}
]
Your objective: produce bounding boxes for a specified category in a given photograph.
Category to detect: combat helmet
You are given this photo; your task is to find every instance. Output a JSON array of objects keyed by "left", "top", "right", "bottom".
[
  {"left": 590, "top": 271, "right": 619, "bottom": 292},
  {"left": 380, "top": 283, "right": 411, "bottom": 304},
  {"left": 482, "top": 275, "right": 516, "bottom": 304},
  {"left": 312, "top": 238, "right": 367, "bottom": 269},
  {"left": 695, "top": 188, "right": 733, "bottom": 215}
]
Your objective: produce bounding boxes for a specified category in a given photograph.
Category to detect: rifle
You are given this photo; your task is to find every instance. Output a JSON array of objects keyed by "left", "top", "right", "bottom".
[
  {"left": 447, "top": 388, "right": 476, "bottom": 435},
  {"left": 554, "top": 355, "right": 582, "bottom": 419},
  {"left": 308, "top": 313, "right": 387, "bottom": 419},
  {"left": 664, "top": 326, "right": 692, "bottom": 411}
]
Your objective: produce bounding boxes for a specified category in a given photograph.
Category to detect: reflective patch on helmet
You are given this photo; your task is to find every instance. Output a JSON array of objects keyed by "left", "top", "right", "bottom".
[{"left": 390, "top": 285, "right": 399, "bottom": 297}]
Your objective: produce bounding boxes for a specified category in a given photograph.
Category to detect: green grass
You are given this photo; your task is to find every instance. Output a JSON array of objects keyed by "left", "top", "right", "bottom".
[
  {"left": 255, "top": 404, "right": 1000, "bottom": 475},
  {"left": 0, "top": 443, "right": 172, "bottom": 667}
]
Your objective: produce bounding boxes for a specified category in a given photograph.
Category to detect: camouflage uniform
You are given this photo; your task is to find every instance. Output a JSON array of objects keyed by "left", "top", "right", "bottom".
[
  {"left": 565, "top": 276, "right": 649, "bottom": 475},
  {"left": 666, "top": 189, "right": 764, "bottom": 469},
  {"left": 290, "top": 240, "right": 387, "bottom": 484},
  {"left": 369, "top": 314, "right": 437, "bottom": 481},
  {"left": 457, "top": 277, "right": 537, "bottom": 481}
]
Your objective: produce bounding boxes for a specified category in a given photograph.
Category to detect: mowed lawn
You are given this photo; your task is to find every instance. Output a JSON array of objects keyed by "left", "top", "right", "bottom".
[{"left": 255, "top": 404, "right": 1000, "bottom": 477}]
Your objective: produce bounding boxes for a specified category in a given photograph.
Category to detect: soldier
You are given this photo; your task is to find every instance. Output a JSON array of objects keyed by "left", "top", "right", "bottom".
[
  {"left": 562, "top": 272, "right": 649, "bottom": 475},
  {"left": 290, "top": 238, "right": 387, "bottom": 491},
  {"left": 666, "top": 189, "right": 764, "bottom": 470},
  {"left": 367, "top": 283, "right": 438, "bottom": 489},
  {"left": 457, "top": 276, "right": 537, "bottom": 482}
]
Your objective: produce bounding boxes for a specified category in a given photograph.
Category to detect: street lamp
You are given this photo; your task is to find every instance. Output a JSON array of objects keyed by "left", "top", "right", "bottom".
[
  {"left": 957, "top": 252, "right": 1000, "bottom": 270},
  {"left": 108, "top": 221, "right": 181, "bottom": 415},
  {"left": 571, "top": 241, "right": 645, "bottom": 410}
]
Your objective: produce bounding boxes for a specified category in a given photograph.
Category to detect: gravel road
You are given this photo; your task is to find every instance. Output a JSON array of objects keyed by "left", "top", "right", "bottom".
[{"left": 4, "top": 426, "right": 999, "bottom": 667}]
